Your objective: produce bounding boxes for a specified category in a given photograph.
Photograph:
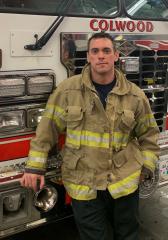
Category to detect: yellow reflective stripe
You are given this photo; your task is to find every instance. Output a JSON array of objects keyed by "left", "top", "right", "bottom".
[
  {"left": 111, "top": 132, "right": 129, "bottom": 148},
  {"left": 44, "top": 104, "right": 65, "bottom": 131},
  {"left": 28, "top": 151, "right": 47, "bottom": 166},
  {"left": 29, "top": 150, "right": 48, "bottom": 158},
  {"left": 66, "top": 129, "right": 81, "bottom": 147},
  {"left": 81, "top": 130, "right": 109, "bottom": 148},
  {"left": 54, "top": 105, "right": 66, "bottom": 117},
  {"left": 141, "top": 114, "right": 157, "bottom": 125},
  {"left": 66, "top": 129, "right": 130, "bottom": 149},
  {"left": 66, "top": 129, "right": 109, "bottom": 148},
  {"left": 45, "top": 104, "right": 66, "bottom": 118},
  {"left": 26, "top": 160, "right": 46, "bottom": 169},
  {"left": 63, "top": 181, "right": 97, "bottom": 200},
  {"left": 53, "top": 116, "right": 65, "bottom": 131},
  {"left": 108, "top": 170, "right": 140, "bottom": 199},
  {"left": 142, "top": 150, "right": 157, "bottom": 171},
  {"left": 109, "top": 185, "right": 138, "bottom": 199},
  {"left": 66, "top": 134, "right": 80, "bottom": 147},
  {"left": 28, "top": 156, "right": 46, "bottom": 164},
  {"left": 136, "top": 114, "right": 157, "bottom": 136}
]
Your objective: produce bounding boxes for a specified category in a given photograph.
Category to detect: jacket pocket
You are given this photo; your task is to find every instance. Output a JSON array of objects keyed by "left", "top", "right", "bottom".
[
  {"left": 118, "top": 110, "right": 136, "bottom": 133},
  {"left": 66, "top": 106, "right": 84, "bottom": 149},
  {"left": 113, "top": 149, "right": 127, "bottom": 168},
  {"left": 113, "top": 139, "right": 144, "bottom": 169},
  {"left": 66, "top": 106, "right": 83, "bottom": 129},
  {"left": 61, "top": 148, "right": 95, "bottom": 187}
]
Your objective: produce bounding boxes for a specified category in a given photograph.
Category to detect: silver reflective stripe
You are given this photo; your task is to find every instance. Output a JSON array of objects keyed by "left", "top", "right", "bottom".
[
  {"left": 66, "top": 129, "right": 130, "bottom": 149},
  {"left": 81, "top": 134, "right": 109, "bottom": 144},
  {"left": 66, "top": 129, "right": 109, "bottom": 148},
  {"left": 111, "top": 132, "right": 129, "bottom": 148},
  {"left": 27, "top": 151, "right": 47, "bottom": 168},
  {"left": 28, "top": 156, "right": 46, "bottom": 163},
  {"left": 142, "top": 150, "right": 157, "bottom": 170}
]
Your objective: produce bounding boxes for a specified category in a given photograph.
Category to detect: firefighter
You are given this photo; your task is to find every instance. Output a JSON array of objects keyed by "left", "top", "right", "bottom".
[{"left": 21, "top": 32, "right": 160, "bottom": 240}]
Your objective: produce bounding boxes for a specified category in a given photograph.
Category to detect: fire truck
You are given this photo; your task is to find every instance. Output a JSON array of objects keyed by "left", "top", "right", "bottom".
[{"left": 0, "top": 0, "right": 168, "bottom": 239}]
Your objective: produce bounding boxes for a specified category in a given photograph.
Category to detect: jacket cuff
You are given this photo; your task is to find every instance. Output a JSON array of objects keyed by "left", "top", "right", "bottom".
[{"left": 24, "top": 167, "right": 46, "bottom": 175}]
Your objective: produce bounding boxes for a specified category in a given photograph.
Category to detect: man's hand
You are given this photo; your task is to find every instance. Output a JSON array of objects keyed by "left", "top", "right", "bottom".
[
  {"left": 140, "top": 167, "right": 153, "bottom": 183},
  {"left": 20, "top": 173, "right": 45, "bottom": 192}
]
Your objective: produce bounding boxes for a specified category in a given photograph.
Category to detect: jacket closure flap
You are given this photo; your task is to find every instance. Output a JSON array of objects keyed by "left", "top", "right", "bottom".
[{"left": 120, "top": 109, "right": 136, "bottom": 129}]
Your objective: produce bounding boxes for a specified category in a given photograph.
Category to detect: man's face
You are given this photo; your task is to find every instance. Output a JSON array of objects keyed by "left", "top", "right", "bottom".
[{"left": 87, "top": 38, "right": 119, "bottom": 75}]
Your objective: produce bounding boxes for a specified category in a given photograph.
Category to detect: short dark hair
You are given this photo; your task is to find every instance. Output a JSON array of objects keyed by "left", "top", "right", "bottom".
[{"left": 87, "top": 32, "right": 117, "bottom": 52}]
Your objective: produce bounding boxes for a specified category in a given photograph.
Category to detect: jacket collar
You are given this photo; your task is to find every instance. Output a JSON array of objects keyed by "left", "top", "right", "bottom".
[{"left": 81, "top": 64, "right": 131, "bottom": 95}]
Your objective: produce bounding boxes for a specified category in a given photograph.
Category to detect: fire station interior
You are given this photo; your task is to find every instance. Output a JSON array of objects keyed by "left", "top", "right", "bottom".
[
  {"left": 1, "top": 30, "right": 168, "bottom": 240},
  {"left": 0, "top": 0, "right": 168, "bottom": 239}
]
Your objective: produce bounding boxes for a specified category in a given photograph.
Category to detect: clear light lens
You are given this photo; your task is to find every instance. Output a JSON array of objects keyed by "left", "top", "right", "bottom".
[
  {"left": 119, "top": 57, "right": 139, "bottom": 73},
  {"left": 27, "top": 76, "right": 54, "bottom": 95},
  {"left": 0, "top": 110, "right": 25, "bottom": 132},
  {"left": 0, "top": 78, "right": 25, "bottom": 97},
  {"left": 27, "top": 108, "right": 45, "bottom": 128}
]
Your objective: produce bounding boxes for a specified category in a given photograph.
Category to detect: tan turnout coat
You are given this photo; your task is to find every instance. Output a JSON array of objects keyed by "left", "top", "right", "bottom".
[{"left": 26, "top": 64, "right": 160, "bottom": 200}]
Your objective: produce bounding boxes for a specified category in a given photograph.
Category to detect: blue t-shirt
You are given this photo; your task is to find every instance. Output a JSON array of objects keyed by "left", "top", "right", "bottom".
[{"left": 92, "top": 78, "right": 116, "bottom": 108}]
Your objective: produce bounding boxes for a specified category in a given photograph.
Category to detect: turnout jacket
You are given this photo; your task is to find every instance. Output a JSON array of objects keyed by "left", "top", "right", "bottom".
[{"left": 25, "top": 64, "right": 160, "bottom": 200}]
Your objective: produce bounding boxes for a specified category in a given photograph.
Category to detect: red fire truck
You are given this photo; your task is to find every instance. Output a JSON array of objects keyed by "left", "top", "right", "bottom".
[{"left": 0, "top": 0, "right": 168, "bottom": 239}]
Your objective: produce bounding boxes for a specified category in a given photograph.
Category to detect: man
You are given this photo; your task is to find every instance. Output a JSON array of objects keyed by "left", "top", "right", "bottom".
[{"left": 21, "top": 32, "right": 160, "bottom": 240}]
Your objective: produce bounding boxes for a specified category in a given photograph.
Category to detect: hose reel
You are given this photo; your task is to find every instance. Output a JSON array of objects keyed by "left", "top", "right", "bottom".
[{"left": 139, "top": 164, "right": 160, "bottom": 199}]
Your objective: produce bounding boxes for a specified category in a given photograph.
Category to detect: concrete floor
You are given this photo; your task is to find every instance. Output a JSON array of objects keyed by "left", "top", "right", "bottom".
[
  {"left": 139, "top": 184, "right": 168, "bottom": 240},
  {"left": 3, "top": 217, "right": 80, "bottom": 240}
]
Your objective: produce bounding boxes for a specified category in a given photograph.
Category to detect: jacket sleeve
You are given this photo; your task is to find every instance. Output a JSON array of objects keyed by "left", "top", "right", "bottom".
[
  {"left": 134, "top": 92, "right": 160, "bottom": 172},
  {"left": 25, "top": 87, "right": 67, "bottom": 175}
]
